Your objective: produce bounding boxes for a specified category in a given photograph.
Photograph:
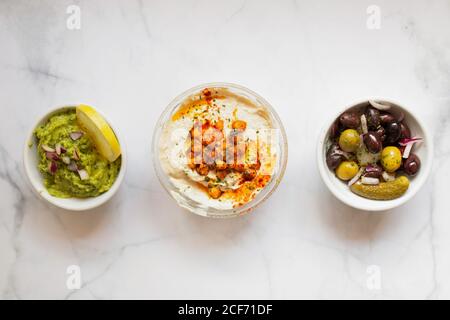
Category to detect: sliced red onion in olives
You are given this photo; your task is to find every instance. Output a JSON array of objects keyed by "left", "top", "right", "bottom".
[
  {"left": 403, "top": 153, "right": 421, "bottom": 176},
  {"left": 339, "top": 111, "right": 360, "bottom": 129},
  {"left": 363, "top": 132, "right": 382, "bottom": 153},
  {"left": 385, "top": 121, "right": 402, "bottom": 144}
]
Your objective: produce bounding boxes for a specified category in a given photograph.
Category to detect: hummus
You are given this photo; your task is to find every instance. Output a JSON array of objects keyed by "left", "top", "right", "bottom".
[
  {"left": 35, "top": 110, "right": 121, "bottom": 198},
  {"left": 159, "top": 87, "right": 277, "bottom": 210}
]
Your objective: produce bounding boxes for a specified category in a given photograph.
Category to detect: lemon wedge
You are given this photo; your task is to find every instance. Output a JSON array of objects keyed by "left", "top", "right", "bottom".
[{"left": 76, "top": 104, "right": 121, "bottom": 162}]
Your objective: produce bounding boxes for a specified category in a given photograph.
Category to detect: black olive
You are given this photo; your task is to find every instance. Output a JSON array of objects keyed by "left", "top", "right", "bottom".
[
  {"left": 380, "top": 112, "right": 396, "bottom": 125},
  {"left": 404, "top": 153, "right": 421, "bottom": 176},
  {"left": 363, "top": 164, "right": 383, "bottom": 178},
  {"left": 365, "top": 107, "right": 380, "bottom": 129},
  {"left": 326, "top": 143, "right": 344, "bottom": 170},
  {"left": 400, "top": 122, "right": 411, "bottom": 140},
  {"left": 385, "top": 121, "right": 402, "bottom": 144},
  {"left": 363, "top": 132, "right": 382, "bottom": 153},
  {"left": 329, "top": 120, "right": 340, "bottom": 140},
  {"left": 339, "top": 111, "right": 360, "bottom": 129}
]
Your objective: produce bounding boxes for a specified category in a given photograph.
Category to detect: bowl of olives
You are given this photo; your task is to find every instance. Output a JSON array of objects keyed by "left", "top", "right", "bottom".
[{"left": 317, "top": 99, "right": 432, "bottom": 211}]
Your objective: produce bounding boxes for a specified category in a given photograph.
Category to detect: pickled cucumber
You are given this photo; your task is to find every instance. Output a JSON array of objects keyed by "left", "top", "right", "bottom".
[{"left": 350, "top": 176, "right": 410, "bottom": 200}]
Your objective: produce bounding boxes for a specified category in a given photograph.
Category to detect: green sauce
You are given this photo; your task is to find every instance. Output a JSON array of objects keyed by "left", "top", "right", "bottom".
[{"left": 35, "top": 110, "right": 121, "bottom": 198}]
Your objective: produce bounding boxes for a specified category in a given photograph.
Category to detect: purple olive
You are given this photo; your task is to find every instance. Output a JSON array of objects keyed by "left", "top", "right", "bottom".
[
  {"left": 339, "top": 111, "right": 360, "bottom": 129},
  {"left": 329, "top": 120, "right": 340, "bottom": 140},
  {"left": 364, "top": 164, "right": 383, "bottom": 178},
  {"left": 404, "top": 153, "right": 421, "bottom": 176},
  {"left": 363, "top": 132, "right": 382, "bottom": 153},
  {"left": 380, "top": 112, "right": 396, "bottom": 125},
  {"left": 326, "top": 143, "right": 344, "bottom": 170},
  {"left": 385, "top": 121, "right": 402, "bottom": 144},
  {"left": 365, "top": 107, "right": 380, "bottom": 129},
  {"left": 400, "top": 122, "right": 411, "bottom": 140}
]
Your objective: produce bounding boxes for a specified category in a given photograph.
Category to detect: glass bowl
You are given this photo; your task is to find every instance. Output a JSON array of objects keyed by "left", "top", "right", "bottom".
[{"left": 152, "top": 82, "right": 288, "bottom": 218}]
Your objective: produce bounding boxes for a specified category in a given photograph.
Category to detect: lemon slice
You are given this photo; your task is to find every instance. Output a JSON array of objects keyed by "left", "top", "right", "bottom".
[{"left": 76, "top": 104, "right": 121, "bottom": 162}]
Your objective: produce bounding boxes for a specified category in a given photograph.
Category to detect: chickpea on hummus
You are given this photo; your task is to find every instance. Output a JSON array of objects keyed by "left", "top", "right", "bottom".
[
  {"left": 158, "top": 87, "right": 278, "bottom": 210},
  {"left": 35, "top": 109, "right": 121, "bottom": 198}
]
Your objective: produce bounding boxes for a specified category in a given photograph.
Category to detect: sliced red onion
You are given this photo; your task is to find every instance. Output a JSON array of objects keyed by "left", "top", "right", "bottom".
[
  {"left": 397, "top": 112, "right": 405, "bottom": 122},
  {"left": 55, "top": 143, "right": 62, "bottom": 155},
  {"left": 368, "top": 100, "right": 391, "bottom": 111},
  {"left": 382, "top": 171, "right": 396, "bottom": 182},
  {"left": 73, "top": 148, "right": 80, "bottom": 161},
  {"left": 41, "top": 145, "right": 55, "bottom": 153},
  {"left": 365, "top": 164, "right": 379, "bottom": 172},
  {"left": 48, "top": 161, "right": 57, "bottom": 175},
  {"left": 70, "top": 131, "right": 84, "bottom": 141},
  {"left": 62, "top": 156, "right": 71, "bottom": 165},
  {"left": 67, "top": 161, "right": 78, "bottom": 172},
  {"left": 348, "top": 167, "right": 365, "bottom": 186},
  {"left": 334, "top": 149, "right": 351, "bottom": 160},
  {"left": 361, "top": 114, "right": 368, "bottom": 134},
  {"left": 398, "top": 137, "right": 422, "bottom": 146},
  {"left": 77, "top": 169, "right": 89, "bottom": 180},
  {"left": 399, "top": 137, "right": 422, "bottom": 159},
  {"left": 46, "top": 152, "right": 60, "bottom": 161},
  {"left": 403, "top": 143, "right": 413, "bottom": 159},
  {"left": 361, "top": 177, "right": 380, "bottom": 185}
]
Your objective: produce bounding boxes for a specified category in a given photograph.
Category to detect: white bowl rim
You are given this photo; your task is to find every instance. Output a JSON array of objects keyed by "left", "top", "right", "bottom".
[
  {"left": 317, "top": 98, "right": 433, "bottom": 212},
  {"left": 23, "top": 105, "right": 127, "bottom": 211}
]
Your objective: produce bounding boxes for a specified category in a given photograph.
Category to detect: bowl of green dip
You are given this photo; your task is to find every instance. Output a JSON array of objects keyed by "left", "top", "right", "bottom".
[{"left": 23, "top": 105, "right": 126, "bottom": 211}]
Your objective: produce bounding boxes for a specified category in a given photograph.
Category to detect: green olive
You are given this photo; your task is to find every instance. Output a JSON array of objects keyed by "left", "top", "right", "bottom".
[
  {"left": 339, "top": 129, "right": 360, "bottom": 152},
  {"left": 336, "top": 161, "right": 359, "bottom": 181},
  {"left": 381, "top": 146, "right": 402, "bottom": 173}
]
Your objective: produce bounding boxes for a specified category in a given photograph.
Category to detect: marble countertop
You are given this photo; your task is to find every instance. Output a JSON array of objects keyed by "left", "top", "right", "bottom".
[{"left": 1, "top": 0, "right": 449, "bottom": 300}]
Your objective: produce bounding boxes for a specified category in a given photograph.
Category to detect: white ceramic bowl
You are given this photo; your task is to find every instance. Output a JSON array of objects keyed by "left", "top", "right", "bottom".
[
  {"left": 23, "top": 105, "right": 126, "bottom": 211},
  {"left": 317, "top": 99, "right": 433, "bottom": 211}
]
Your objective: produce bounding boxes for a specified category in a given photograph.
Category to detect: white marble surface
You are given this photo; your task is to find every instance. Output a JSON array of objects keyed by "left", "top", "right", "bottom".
[{"left": 0, "top": 0, "right": 449, "bottom": 300}]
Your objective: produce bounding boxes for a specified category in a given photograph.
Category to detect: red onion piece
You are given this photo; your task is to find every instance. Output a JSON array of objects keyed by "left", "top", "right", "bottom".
[
  {"left": 398, "top": 137, "right": 422, "bottom": 146},
  {"left": 334, "top": 149, "right": 351, "bottom": 160},
  {"left": 48, "top": 161, "right": 58, "bottom": 175},
  {"left": 46, "top": 152, "right": 59, "bottom": 161},
  {"left": 382, "top": 171, "right": 395, "bottom": 182},
  {"left": 70, "top": 132, "right": 84, "bottom": 141},
  {"left": 365, "top": 164, "right": 379, "bottom": 172},
  {"left": 361, "top": 114, "right": 368, "bottom": 134},
  {"left": 348, "top": 167, "right": 365, "bottom": 186},
  {"left": 368, "top": 100, "right": 391, "bottom": 111},
  {"left": 361, "top": 177, "right": 380, "bottom": 185},
  {"left": 42, "top": 145, "right": 55, "bottom": 153},
  {"left": 77, "top": 169, "right": 89, "bottom": 180},
  {"left": 55, "top": 143, "right": 62, "bottom": 155}
]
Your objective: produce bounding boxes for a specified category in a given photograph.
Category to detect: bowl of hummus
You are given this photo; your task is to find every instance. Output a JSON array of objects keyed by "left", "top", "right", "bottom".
[
  {"left": 152, "top": 83, "right": 288, "bottom": 217},
  {"left": 23, "top": 105, "right": 126, "bottom": 211}
]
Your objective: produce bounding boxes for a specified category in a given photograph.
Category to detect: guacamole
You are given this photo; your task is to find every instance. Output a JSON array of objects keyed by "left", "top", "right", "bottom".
[{"left": 35, "top": 109, "right": 121, "bottom": 198}]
